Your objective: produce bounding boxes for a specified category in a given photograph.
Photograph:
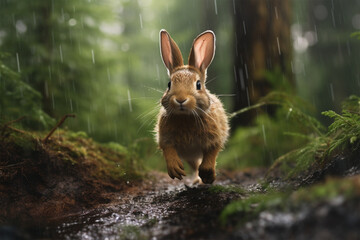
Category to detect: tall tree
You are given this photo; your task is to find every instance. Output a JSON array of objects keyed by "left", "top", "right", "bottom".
[{"left": 232, "top": 0, "right": 293, "bottom": 125}]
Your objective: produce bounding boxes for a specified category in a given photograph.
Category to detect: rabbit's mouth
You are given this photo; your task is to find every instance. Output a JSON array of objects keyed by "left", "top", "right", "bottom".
[{"left": 175, "top": 105, "right": 190, "bottom": 114}]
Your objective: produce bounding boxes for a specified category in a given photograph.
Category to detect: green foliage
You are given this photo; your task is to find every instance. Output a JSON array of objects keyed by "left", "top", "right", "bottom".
[
  {"left": 0, "top": 54, "right": 54, "bottom": 129},
  {"left": 350, "top": 31, "right": 360, "bottom": 40},
  {"left": 267, "top": 95, "right": 360, "bottom": 179},
  {"left": 322, "top": 98, "right": 360, "bottom": 154},
  {"left": 221, "top": 91, "right": 321, "bottom": 169}
]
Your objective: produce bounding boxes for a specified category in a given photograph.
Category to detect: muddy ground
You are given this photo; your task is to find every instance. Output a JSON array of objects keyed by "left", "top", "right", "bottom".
[
  {"left": 4, "top": 168, "right": 359, "bottom": 240},
  {"left": 2, "top": 127, "right": 360, "bottom": 240}
]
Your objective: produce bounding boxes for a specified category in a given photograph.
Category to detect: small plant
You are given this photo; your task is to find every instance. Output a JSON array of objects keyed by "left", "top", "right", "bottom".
[
  {"left": 267, "top": 95, "right": 360, "bottom": 179},
  {"left": 322, "top": 95, "right": 360, "bottom": 154}
]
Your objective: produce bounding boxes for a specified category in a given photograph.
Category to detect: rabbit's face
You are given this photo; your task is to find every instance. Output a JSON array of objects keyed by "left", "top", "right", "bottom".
[{"left": 161, "top": 68, "right": 210, "bottom": 115}]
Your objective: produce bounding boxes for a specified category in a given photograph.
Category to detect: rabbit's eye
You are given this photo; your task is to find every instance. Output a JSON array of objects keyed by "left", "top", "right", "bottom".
[
  {"left": 168, "top": 81, "right": 171, "bottom": 90},
  {"left": 196, "top": 80, "right": 201, "bottom": 90}
]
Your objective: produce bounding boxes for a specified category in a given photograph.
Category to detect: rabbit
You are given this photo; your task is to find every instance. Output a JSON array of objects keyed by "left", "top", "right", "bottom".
[{"left": 155, "top": 29, "right": 229, "bottom": 184}]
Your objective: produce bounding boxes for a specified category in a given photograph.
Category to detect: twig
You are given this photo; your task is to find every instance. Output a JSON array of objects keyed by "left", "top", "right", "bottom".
[
  {"left": 7, "top": 126, "right": 28, "bottom": 134},
  {"left": 1, "top": 116, "right": 26, "bottom": 136},
  {"left": 229, "top": 101, "right": 279, "bottom": 119},
  {"left": 42, "top": 114, "right": 76, "bottom": 143},
  {"left": 3, "top": 116, "right": 26, "bottom": 126}
]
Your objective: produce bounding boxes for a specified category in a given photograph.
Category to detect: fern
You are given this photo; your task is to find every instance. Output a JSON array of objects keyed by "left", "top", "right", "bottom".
[
  {"left": 268, "top": 95, "right": 360, "bottom": 179},
  {"left": 322, "top": 109, "right": 360, "bottom": 154},
  {"left": 230, "top": 91, "right": 325, "bottom": 136}
]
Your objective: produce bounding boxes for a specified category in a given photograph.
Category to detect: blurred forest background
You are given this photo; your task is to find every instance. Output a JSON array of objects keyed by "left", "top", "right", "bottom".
[{"left": 1, "top": 0, "right": 359, "bottom": 171}]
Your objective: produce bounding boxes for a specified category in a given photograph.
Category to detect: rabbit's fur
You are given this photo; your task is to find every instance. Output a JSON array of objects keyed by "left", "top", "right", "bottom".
[{"left": 155, "top": 30, "right": 229, "bottom": 184}]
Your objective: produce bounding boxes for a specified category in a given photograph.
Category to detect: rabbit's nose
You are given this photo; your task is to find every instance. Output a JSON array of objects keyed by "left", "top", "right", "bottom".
[{"left": 175, "top": 98, "right": 187, "bottom": 104}]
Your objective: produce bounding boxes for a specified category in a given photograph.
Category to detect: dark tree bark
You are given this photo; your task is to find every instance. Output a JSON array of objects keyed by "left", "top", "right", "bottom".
[{"left": 232, "top": 0, "right": 293, "bottom": 126}]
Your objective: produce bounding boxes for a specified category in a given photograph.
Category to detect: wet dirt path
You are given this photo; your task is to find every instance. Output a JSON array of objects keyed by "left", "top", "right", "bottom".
[{"left": 35, "top": 170, "right": 263, "bottom": 240}]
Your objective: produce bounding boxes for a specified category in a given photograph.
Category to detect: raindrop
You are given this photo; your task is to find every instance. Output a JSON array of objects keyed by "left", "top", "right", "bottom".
[
  {"left": 91, "top": 49, "right": 95, "bottom": 64},
  {"left": 59, "top": 44, "right": 63, "bottom": 63},
  {"left": 139, "top": 14, "right": 143, "bottom": 29},
  {"left": 16, "top": 53, "right": 20, "bottom": 72},
  {"left": 127, "top": 89, "right": 133, "bottom": 112},
  {"left": 242, "top": 21, "right": 247, "bottom": 35},
  {"left": 214, "top": 0, "right": 218, "bottom": 15},
  {"left": 331, "top": 8, "right": 336, "bottom": 27},
  {"left": 233, "top": 66, "right": 237, "bottom": 83},
  {"left": 274, "top": 6, "right": 279, "bottom": 19},
  {"left": 232, "top": 0, "right": 236, "bottom": 15},
  {"left": 276, "top": 37, "right": 281, "bottom": 55},
  {"left": 330, "top": 83, "right": 335, "bottom": 102},
  {"left": 262, "top": 124, "right": 267, "bottom": 146},
  {"left": 244, "top": 63, "right": 249, "bottom": 79}
]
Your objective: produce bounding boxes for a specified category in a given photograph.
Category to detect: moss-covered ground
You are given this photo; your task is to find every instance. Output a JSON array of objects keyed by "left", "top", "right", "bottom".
[{"left": 0, "top": 125, "right": 143, "bottom": 225}]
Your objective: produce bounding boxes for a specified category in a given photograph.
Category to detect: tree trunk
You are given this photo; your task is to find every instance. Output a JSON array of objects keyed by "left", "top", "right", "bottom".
[{"left": 232, "top": 0, "right": 293, "bottom": 126}]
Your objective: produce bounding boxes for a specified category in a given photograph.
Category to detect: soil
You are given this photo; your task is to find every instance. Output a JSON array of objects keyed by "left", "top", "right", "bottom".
[
  {"left": 3, "top": 168, "right": 360, "bottom": 240},
  {"left": 21, "top": 169, "right": 266, "bottom": 240},
  {"left": 2, "top": 127, "right": 360, "bottom": 240}
]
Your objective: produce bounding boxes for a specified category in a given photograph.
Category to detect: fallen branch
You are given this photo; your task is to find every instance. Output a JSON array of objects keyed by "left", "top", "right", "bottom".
[
  {"left": 42, "top": 114, "right": 76, "bottom": 143},
  {"left": 3, "top": 116, "right": 26, "bottom": 126},
  {"left": 1, "top": 116, "right": 26, "bottom": 135}
]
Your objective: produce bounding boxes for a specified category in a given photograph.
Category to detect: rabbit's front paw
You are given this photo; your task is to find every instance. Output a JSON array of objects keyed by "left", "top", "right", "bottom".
[
  {"left": 166, "top": 159, "right": 186, "bottom": 180},
  {"left": 199, "top": 167, "right": 215, "bottom": 184}
]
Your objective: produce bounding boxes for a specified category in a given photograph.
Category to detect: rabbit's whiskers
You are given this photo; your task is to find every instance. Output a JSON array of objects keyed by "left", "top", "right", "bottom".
[
  {"left": 195, "top": 106, "right": 216, "bottom": 123},
  {"left": 137, "top": 104, "right": 161, "bottom": 133},
  {"left": 191, "top": 109, "right": 205, "bottom": 131}
]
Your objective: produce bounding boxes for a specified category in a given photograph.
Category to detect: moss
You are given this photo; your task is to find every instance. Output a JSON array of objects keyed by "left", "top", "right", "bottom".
[
  {"left": 208, "top": 185, "right": 246, "bottom": 195},
  {"left": 1, "top": 126, "right": 144, "bottom": 186},
  {"left": 103, "top": 142, "right": 128, "bottom": 154},
  {"left": 220, "top": 191, "right": 288, "bottom": 225},
  {"left": 292, "top": 176, "right": 360, "bottom": 203},
  {"left": 67, "top": 131, "right": 88, "bottom": 139},
  {"left": 220, "top": 175, "right": 360, "bottom": 226}
]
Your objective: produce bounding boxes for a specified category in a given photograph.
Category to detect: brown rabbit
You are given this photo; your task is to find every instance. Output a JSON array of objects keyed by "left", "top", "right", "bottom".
[{"left": 155, "top": 29, "right": 229, "bottom": 184}]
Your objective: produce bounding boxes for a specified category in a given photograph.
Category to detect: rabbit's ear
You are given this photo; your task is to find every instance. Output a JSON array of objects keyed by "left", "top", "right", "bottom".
[
  {"left": 188, "top": 30, "right": 216, "bottom": 73},
  {"left": 159, "top": 29, "right": 183, "bottom": 74}
]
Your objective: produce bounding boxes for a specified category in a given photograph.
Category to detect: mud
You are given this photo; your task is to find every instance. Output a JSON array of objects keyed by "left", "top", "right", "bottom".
[
  {"left": 3, "top": 168, "right": 360, "bottom": 240},
  {"left": 19, "top": 170, "right": 261, "bottom": 240},
  {"left": 2, "top": 127, "right": 360, "bottom": 240}
]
